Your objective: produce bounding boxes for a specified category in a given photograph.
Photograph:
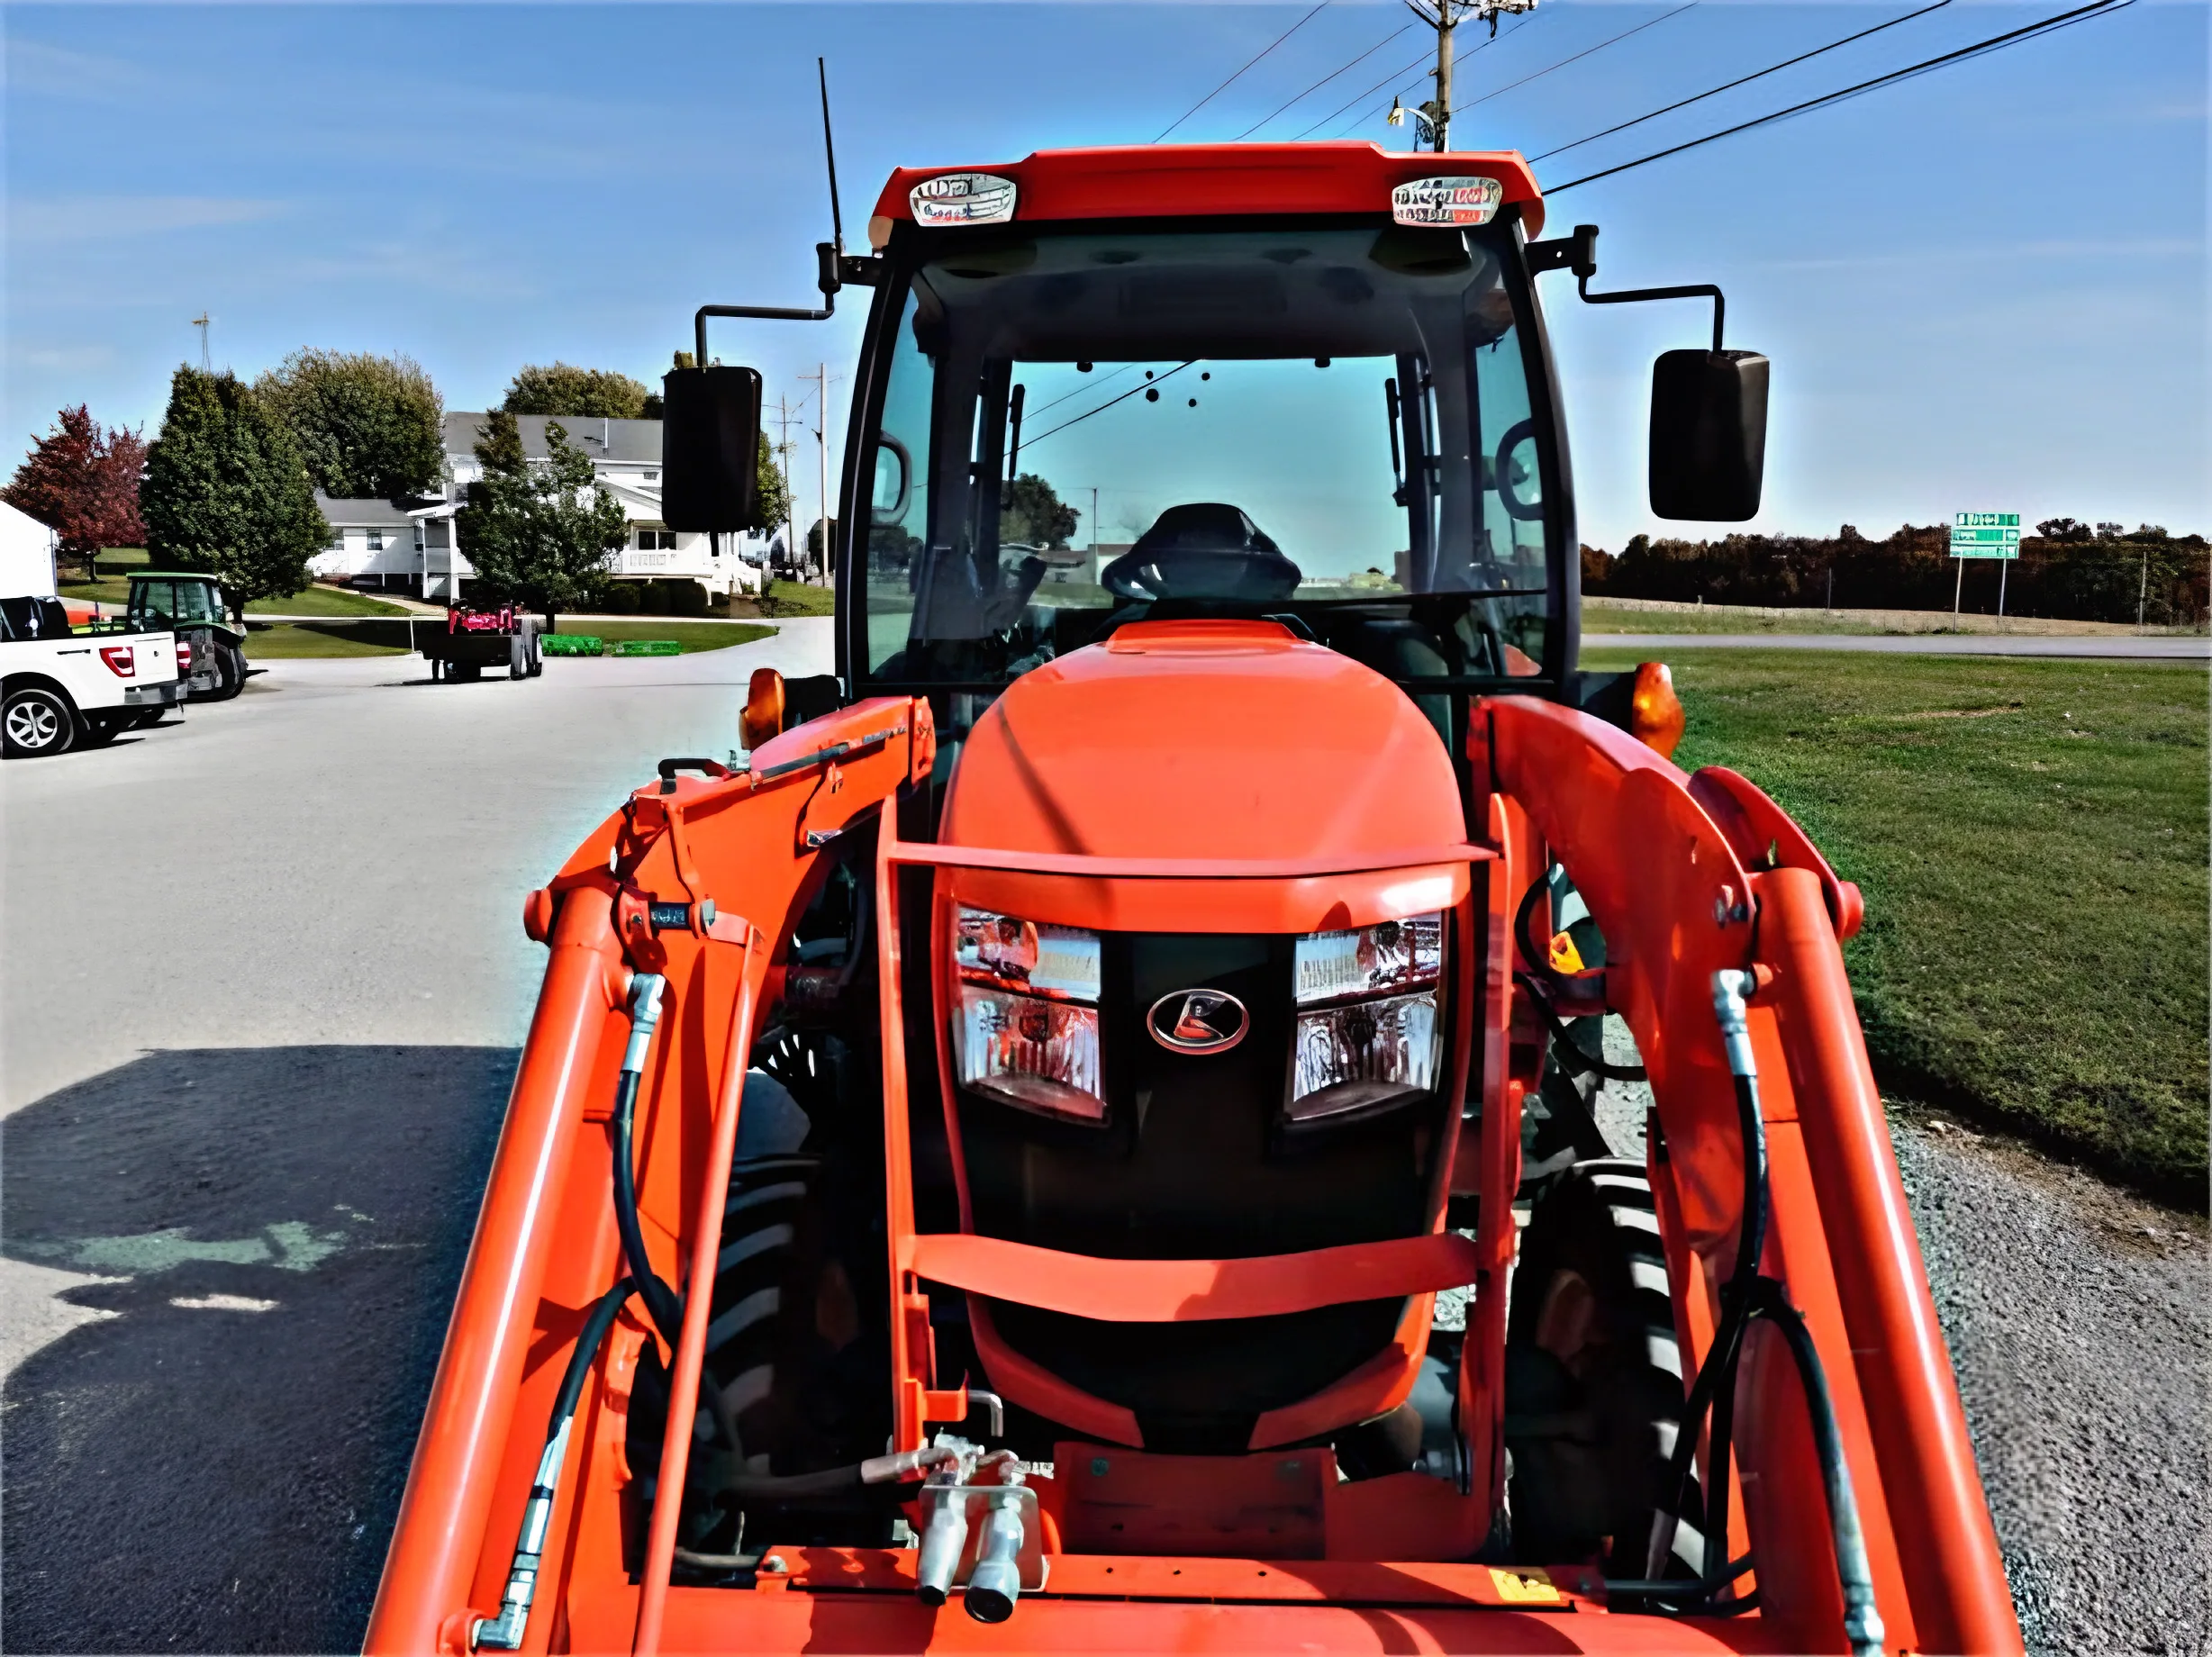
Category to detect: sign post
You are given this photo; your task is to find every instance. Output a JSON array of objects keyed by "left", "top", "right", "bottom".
[{"left": 1951, "top": 512, "right": 2021, "bottom": 621}]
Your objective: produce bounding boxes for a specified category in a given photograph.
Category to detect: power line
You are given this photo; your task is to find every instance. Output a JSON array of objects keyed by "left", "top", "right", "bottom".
[
  {"left": 1156, "top": 2, "right": 1331, "bottom": 143},
  {"left": 1023, "top": 364, "right": 1200, "bottom": 449},
  {"left": 1316, "top": 12, "right": 1531, "bottom": 141},
  {"left": 1023, "top": 362, "right": 1141, "bottom": 419},
  {"left": 1457, "top": 3, "right": 1700, "bottom": 114},
  {"left": 1546, "top": 0, "right": 2132, "bottom": 196},
  {"left": 1294, "top": 46, "right": 1433, "bottom": 139},
  {"left": 1236, "top": 22, "right": 1416, "bottom": 140},
  {"left": 1530, "top": 0, "right": 1953, "bottom": 164}
]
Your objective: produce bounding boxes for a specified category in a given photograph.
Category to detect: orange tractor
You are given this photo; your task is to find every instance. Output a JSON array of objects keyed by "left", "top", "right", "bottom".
[{"left": 367, "top": 143, "right": 2020, "bottom": 1654}]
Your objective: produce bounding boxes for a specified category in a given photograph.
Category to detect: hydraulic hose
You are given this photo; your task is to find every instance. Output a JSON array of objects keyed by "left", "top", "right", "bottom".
[
  {"left": 1750, "top": 1280, "right": 1885, "bottom": 1657},
  {"left": 1646, "top": 972, "right": 1767, "bottom": 1583},
  {"left": 1512, "top": 870, "right": 1647, "bottom": 1082},
  {"left": 610, "top": 973, "right": 745, "bottom": 1458},
  {"left": 1640, "top": 971, "right": 1882, "bottom": 1657},
  {"left": 472, "top": 1279, "right": 638, "bottom": 1650}
]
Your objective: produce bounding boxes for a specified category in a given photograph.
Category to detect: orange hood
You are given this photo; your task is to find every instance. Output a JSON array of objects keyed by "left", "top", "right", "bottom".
[{"left": 939, "top": 620, "right": 1464, "bottom": 861}]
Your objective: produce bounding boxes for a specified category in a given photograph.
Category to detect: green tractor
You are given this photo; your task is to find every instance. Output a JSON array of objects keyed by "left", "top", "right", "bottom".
[{"left": 127, "top": 572, "right": 249, "bottom": 702}]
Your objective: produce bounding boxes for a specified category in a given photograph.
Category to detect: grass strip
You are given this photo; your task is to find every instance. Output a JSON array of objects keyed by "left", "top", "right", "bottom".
[
  {"left": 243, "top": 622, "right": 407, "bottom": 658},
  {"left": 1585, "top": 647, "right": 2208, "bottom": 1203}
]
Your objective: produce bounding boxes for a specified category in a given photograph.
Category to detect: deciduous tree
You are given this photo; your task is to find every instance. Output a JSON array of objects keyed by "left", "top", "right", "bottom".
[
  {"left": 1001, "top": 473, "right": 1079, "bottom": 548},
  {"left": 256, "top": 349, "right": 443, "bottom": 500},
  {"left": 3, "top": 406, "right": 148, "bottom": 581},
  {"left": 139, "top": 367, "right": 326, "bottom": 607},
  {"left": 502, "top": 363, "right": 651, "bottom": 420},
  {"left": 454, "top": 412, "right": 628, "bottom": 629}
]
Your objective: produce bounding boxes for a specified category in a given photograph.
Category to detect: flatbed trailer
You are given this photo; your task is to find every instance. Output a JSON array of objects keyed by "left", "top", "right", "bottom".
[{"left": 421, "top": 606, "right": 543, "bottom": 683}]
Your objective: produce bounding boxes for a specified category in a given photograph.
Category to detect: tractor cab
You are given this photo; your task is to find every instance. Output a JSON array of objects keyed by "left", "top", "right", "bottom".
[{"left": 127, "top": 570, "right": 247, "bottom": 701}]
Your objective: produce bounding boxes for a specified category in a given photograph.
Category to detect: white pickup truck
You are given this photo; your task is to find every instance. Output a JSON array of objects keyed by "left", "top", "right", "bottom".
[{"left": 3, "top": 595, "right": 186, "bottom": 757}]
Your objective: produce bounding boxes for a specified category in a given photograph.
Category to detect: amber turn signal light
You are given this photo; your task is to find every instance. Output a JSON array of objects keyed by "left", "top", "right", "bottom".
[
  {"left": 742, "top": 667, "right": 786, "bottom": 749},
  {"left": 1630, "top": 661, "right": 1686, "bottom": 759}
]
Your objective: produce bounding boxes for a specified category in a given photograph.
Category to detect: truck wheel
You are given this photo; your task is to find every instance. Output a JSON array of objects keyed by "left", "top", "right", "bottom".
[
  {"left": 3, "top": 686, "right": 78, "bottom": 757},
  {"left": 1505, "top": 1159, "right": 1700, "bottom": 1577}
]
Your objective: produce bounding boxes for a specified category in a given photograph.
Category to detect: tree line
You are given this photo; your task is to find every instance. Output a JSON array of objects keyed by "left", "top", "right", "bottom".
[
  {"left": 4, "top": 353, "right": 787, "bottom": 614},
  {"left": 1582, "top": 520, "right": 2209, "bottom": 628}
]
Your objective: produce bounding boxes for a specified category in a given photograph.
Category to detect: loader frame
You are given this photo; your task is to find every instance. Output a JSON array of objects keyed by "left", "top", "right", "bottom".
[{"left": 365, "top": 683, "right": 2019, "bottom": 1655}]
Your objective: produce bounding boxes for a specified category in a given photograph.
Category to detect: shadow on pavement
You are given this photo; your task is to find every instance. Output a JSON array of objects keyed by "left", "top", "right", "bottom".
[{"left": 2, "top": 1045, "right": 517, "bottom": 1654}]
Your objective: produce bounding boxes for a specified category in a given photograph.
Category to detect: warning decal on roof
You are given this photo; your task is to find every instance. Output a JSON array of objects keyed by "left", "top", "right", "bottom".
[
  {"left": 1390, "top": 176, "right": 1503, "bottom": 228},
  {"left": 911, "top": 173, "right": 1019, "bottom": 227}
]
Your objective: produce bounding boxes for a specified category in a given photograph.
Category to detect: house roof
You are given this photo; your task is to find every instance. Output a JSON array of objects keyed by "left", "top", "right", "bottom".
[
  {"left": 444, "top": 412, "right": 663, "bottom": 466},
  {"left": 315, "top": 493, "right": 420, "bottom": 528}
]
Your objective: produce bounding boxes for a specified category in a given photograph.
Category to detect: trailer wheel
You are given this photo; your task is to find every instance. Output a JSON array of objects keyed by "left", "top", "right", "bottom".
[
  {"left": 4, "top": 685, "right": 77, "bottom": 757},
  {"left": 1505, "top": 1158, "right": 1700, "bottom": 1577}
]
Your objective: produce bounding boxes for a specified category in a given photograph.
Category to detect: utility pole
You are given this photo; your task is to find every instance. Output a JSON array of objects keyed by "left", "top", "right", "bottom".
[
  {"left": 769, "top": 394, "right": 799, "bottom": 578},
  {"left": 1394, "top": 0, "right": 1537, "bottom": 151},
  {"left": 804, "top": 363, "right": 831, "bottom": 584}
]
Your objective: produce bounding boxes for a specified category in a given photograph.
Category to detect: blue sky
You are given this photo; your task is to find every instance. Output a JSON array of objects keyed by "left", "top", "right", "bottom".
[{"left": 5, "top": 2, "right": 2204, "bottom": 549}]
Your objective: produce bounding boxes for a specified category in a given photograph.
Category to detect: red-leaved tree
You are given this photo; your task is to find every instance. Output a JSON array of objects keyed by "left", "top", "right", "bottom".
[{"left": 4, "top": 405, "right": 149, "bottom": 581}]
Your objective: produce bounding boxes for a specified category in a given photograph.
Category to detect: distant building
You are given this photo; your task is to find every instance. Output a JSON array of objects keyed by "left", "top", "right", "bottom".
[
  {"left": 0, "top": 500, "right": 59, "bottom": 599},
  {"left": 309, "top": 412, "right": 766, "bottom": 602}
]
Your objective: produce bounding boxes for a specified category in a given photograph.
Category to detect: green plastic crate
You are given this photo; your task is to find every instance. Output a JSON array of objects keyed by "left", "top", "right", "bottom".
[
  {"left": 540, "top": 634, "right": 603, "bottom": 656},
  {"left": 612, "top": 639, "right": 681, "bottom": 657}
]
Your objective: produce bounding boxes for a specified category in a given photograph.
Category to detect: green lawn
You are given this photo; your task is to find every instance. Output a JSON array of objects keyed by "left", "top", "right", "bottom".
[
  {"left": 243, "top": 622, "right": 408, "bottom": 658},
  {"left": 1584, "top": 601, "right": 1891, "bottom": 636},
  {"left": 733, "top": 579, "right": 835, "bottom": 619},
  {"left": 60, "top": 578, "right": 404, "bottom": 617},
  {"left": 245, "top": 585, "right": 406, "bottom": 617},
  {"left": 1583, "top": 647, "right": 2210, "bottom": 1204}
]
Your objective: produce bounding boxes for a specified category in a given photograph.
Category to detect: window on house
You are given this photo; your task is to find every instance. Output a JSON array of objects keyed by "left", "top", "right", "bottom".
[
  {"left": 367, "top": 530, "right": 385, "bottom": 552},
  {"left": 644, "top": 470, "right": 658, "bottom": 481},
  {"left": 636, "top": 529, "right": 677, "bottom": 550}
]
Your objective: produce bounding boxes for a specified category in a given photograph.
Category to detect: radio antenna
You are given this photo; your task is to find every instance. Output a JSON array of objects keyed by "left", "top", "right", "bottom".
[{"left": 818, "top": 57, "right": 845, "bottom": 258}]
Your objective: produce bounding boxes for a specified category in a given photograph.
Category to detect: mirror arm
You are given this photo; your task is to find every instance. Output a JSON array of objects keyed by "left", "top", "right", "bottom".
[
  {"left": 1530, "top": 222, "right": 1727, "bottom": 353},
  {"left": 1578, "top": 274, "right": 1726, "bottom": 355}
]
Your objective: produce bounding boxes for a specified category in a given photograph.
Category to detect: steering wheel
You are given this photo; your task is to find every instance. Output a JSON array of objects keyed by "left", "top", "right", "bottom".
[
  {"left": 1495, "top": 419, "right": 1545, "bottom": 522},
  {"left": 1100, "top": 547, "right": 1300, "bottom": 603}
]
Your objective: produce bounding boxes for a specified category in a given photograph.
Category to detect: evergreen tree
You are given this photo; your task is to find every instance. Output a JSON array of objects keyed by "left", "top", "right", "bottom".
[
  {"left": 139, "top": 367, "right": 326, "bottom": 607},
  {"left": 256, "top": 349, "right": 443, "bottom": 500},
  {"left": 3, "top": 405, "right": 147, "bottom": 581},
  {"left": 454, "top": 412, "right": 628, "bottom": 629}
]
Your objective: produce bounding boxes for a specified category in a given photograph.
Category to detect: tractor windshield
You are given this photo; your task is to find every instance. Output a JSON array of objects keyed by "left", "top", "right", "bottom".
[{"left": 853, "top": 220, "right": 1567, "bottom": 695}]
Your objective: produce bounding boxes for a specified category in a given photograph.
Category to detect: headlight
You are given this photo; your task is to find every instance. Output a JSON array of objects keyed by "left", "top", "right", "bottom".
[
  {"left": 1286, "top": 912, "right": 1444, "bottom": 1126},
  {"left": 951, "top": 906, "right": 1106, "bottom": 1124}
]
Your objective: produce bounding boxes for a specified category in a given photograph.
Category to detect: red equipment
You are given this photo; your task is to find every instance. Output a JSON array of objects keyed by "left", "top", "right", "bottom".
[{"left": 366, "top": 143, "right": 2019, "bottom": 1655}]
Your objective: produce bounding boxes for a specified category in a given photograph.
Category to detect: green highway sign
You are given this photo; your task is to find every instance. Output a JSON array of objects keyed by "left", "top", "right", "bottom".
[{"left": 1953, "top": 512, "right": 2021, "bottom": 559}]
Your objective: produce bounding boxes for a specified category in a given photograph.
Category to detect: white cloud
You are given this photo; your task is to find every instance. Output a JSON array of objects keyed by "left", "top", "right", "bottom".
[{"left": 9, "top": 196, "right": 286, "bottom": 245}]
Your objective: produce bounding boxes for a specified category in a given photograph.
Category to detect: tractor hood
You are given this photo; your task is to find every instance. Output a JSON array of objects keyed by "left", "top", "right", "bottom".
[{"left": 939, "top": 619, "right": 1464, "bottom": 861}]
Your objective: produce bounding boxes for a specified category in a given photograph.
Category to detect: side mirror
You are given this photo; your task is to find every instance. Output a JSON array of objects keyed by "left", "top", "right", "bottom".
[
  {"left": 662, "top": 366, "right": 763, "bottom": 532},
  {"left": 1650, "top": 349, "right": 1768, "bottom": 521}
]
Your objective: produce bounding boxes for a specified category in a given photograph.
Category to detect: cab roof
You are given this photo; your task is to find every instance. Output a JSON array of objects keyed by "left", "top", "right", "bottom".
[{"left": 869, "top": 141, "right": 1545, "bottom": 242}]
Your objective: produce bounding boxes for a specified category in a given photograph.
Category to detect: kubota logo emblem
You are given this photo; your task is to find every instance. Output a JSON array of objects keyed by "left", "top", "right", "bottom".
[{"left": 1147, "top": 989, "right": 1248, "bottom": 1055}]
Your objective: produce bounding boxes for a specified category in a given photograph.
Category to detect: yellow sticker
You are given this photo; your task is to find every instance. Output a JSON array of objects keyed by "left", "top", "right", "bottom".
[{"left": 1488, "top": 1567, "right": 1564, "bottom": 1604}]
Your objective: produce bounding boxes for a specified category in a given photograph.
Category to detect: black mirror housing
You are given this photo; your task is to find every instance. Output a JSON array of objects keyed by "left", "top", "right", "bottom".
[
  {"left": 1650, "top": 349, "right": 1768, "bottom": 521},
  {"left": 662, "top": 366, "right": 763, "bottom": 532}
]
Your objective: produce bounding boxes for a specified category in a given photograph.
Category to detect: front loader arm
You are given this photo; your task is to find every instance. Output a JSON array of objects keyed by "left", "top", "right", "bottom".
[
  {"left": 1474, "top": 693, "right": 2018, "bottom": 1656},
  {"left": 367, "top": 697, "right": 936, "bottom": 1657}
]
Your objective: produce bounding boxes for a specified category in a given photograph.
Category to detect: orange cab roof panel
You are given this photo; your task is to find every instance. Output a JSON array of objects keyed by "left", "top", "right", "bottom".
[{"left": 873, "top": 141, "right": 1546, "bottom": 240}]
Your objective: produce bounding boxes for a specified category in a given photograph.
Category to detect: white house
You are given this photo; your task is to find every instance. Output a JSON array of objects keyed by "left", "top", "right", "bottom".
[
  {"left": 0, "top": 500, "right": 59, "bottom": 599},
  {"left": 309, "top": 412, "right": 766, "bottom": 602}
]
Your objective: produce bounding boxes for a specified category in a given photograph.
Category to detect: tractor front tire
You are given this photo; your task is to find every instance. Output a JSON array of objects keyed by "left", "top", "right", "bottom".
[
  {"left": 1505, "top": 1158, "right": 1700, "bottom": 1578},
  {"left": 4, "top": 686, "right": 78, "bottom": 758}
]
